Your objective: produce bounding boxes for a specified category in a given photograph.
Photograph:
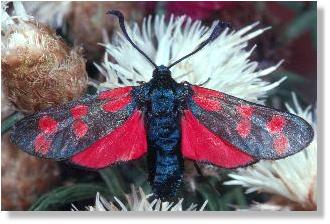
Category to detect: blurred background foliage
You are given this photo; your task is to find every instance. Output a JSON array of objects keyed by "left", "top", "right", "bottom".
[{"left": 1, "top": 1, "right": 316, "bottom": 211}]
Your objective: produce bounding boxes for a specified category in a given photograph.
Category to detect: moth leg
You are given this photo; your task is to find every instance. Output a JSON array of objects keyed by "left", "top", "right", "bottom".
[
  {"left": 197, "top": 78, "right": 211, "bottom": 86},
  {"left": 136, "top": 81, "right": 146, "bottom": 85},
  {"left": 193, "top": 161, "right": 205, "bottom": 177}
]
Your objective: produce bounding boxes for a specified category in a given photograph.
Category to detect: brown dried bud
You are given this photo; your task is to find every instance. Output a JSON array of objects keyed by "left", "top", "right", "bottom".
[
  {"left": 66, "top": 1, "right": 145, "bottom": 61},
  {"left": 1, "top": 19, "right": 88, "bottom": 114},
  {"left": 1, "top": 133, "right": 60, "bottom": 210}
]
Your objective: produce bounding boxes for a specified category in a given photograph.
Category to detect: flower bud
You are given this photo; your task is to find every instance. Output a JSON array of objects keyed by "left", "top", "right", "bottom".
[{"left": 1, "top": 3, "right": 88, "bottom": 113}]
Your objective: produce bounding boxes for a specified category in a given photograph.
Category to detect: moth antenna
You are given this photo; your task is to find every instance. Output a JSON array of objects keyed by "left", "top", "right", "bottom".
[
  {"left": 168, "top": 21, "right": 231, "bottom": 69},
  {"left": 107, "top": 10, "right": 157, "bottom": 68}
]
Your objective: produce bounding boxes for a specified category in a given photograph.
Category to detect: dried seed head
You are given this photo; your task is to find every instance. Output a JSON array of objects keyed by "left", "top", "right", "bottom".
[{"left": 1, "top": 12, "right": 88, "bottom": 113}]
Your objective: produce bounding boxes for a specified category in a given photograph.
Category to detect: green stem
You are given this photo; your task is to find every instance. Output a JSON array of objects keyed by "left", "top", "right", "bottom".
[{"left": 1, "top": 112, "right": 23, "bottom": 134}]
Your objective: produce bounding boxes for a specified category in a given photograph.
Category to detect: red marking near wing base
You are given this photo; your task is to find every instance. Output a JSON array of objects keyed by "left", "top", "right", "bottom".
[
  {"left": 181, "top": 110, "right": 255, "bottom": 168},
  {"left": 70, "top": 110, "right": 147, "bottom": 168},
  {"left": 34, "top": 134, "right": 51, "bottom": 154},
  {"left": 273, "top": 134, "right": 289, "bottom": 155},
  {"left": 237, "top": 105, "right": 253, "bottom": 119},
  {"left": 73, "top": 120, "right": 88, "bottom": 138},
  {"left": 236, "top": 120, "right": 251, "bottom": 138},
  {"left": 98, "top": 86, "right": 133, "bottom": 100},
  {"left": 102, "top": 95, "right": 132, "bottom": 112},
  {"left": 38, "top": 116, "right": 58, "bottom": 134},
  {"left": 267, "top": 115, "right": 287, "bottom": 134},
  {"left": 192, "top": 85, "right": 224, "bottom": 98},
  {"left": 71, "top": 105, "right": 88, "bottom": 119},
  {"left": 193, "top": 95, "right": 222, "bottom": 111}
]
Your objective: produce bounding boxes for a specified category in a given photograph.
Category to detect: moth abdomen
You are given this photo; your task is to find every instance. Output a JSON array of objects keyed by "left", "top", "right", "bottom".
[{"left": 146, "top": 86, "right": 184, "bottom": 199}]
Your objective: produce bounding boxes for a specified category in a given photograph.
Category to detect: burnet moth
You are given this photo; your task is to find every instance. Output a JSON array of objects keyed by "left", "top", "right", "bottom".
[{"left": 10, "top": 10, "right": 314, "bottom": 199}]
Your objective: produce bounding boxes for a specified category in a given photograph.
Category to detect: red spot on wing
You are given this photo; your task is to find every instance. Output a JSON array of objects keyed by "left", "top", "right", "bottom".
[
  {"left": 73, "top": 120, "right": 88, "bottom": 138},
  {"left": 273, "top": 134, "right": 289, "bottom": 155},
  {"left": 38, "top": 116, "right": 58, "bottom": 134},
  {"left": 71, "top": 105, "right": 88, "bottom": 119},
  {"left": 181, "top": 110, "right": 255, "bottom": 168},
  {"left": 236, "top": 120, "right": 251, "bottom": 138},
  {"left": 192, "top": 85, "right": 224, "bottom": 98},
  {"left": 98, "top": 86, "right": 133, "bottom": 100},
  {"left": 193, "top": 95, "right": 222, "bottom": 111},
  {"left": 267, "top": 116, "right": 287, "bottom": 134},
  {"left": 102, "top": 95, "right": 132, "bottom": 112},
  {"left": 70, "top": 110, "right": 147, "bottom": 168},
  {"left": 236, "top": 105, "right": 253, "bottom": 138},
  {"left": 34, "top": 134, "right": 51, "bottom": 154},
  {"left": 237, "top": 105, "right": 253, "bottom": 119}
]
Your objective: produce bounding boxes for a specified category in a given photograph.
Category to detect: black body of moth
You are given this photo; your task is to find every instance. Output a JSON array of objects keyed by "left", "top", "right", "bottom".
[{"left": 132, "top": 65, "right": 191, "bottom": 198}]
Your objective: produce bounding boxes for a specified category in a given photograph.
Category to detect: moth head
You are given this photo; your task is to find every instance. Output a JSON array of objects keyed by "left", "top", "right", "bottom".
[
  {"left": 153, "top": 65, "right": 171, "bottom": 78},
  {"left": 107, "top": 10, "right": 231, "bottom": 74}
]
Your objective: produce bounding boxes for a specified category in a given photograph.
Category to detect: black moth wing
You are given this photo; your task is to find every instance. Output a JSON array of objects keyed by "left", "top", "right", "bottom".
[
  {"left": 188, "top": 85, "right": 314, "bottom": 160},
  {"left": 10, "top": 86, "right": 136, "bottom": 160}
]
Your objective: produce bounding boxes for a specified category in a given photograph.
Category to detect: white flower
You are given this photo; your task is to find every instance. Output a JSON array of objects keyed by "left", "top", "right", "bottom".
[
  {"left": 1, "top": 1, "right": 30, "bottom": 28},
  {"left": 224, "top": 93, "right": 317, "bottom": 210},
  {"left": 240, "top": 201, "right": 292, "bottom": 211},
  {"left": 1, "top": 1, "right": 28, "bottom": 32},
  {"left": 72, "top": 187, "right": 208, "bottom": 211},
  {"left": 22, "top": 1, "right": 71, "bottom": 28},
  {"left": 2, "top": 1, "right": 50, "bottom": 52},
  {"left": 98, "top": 15, "right": 285, "bottom": 103}
]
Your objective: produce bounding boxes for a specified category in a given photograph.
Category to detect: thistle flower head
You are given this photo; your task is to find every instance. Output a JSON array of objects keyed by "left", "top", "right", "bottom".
[
  {"left": 73, "top": 187, "right": 207, "bottom": 211},
  {"left": 224, "top": 93, "right": 317, "bottom": 211},
  {"left": 1, "top": 1, "right": 88, "bottom": 113},
  {"left": 98, "top": 15, "right": 285, "bottom": 103}
]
